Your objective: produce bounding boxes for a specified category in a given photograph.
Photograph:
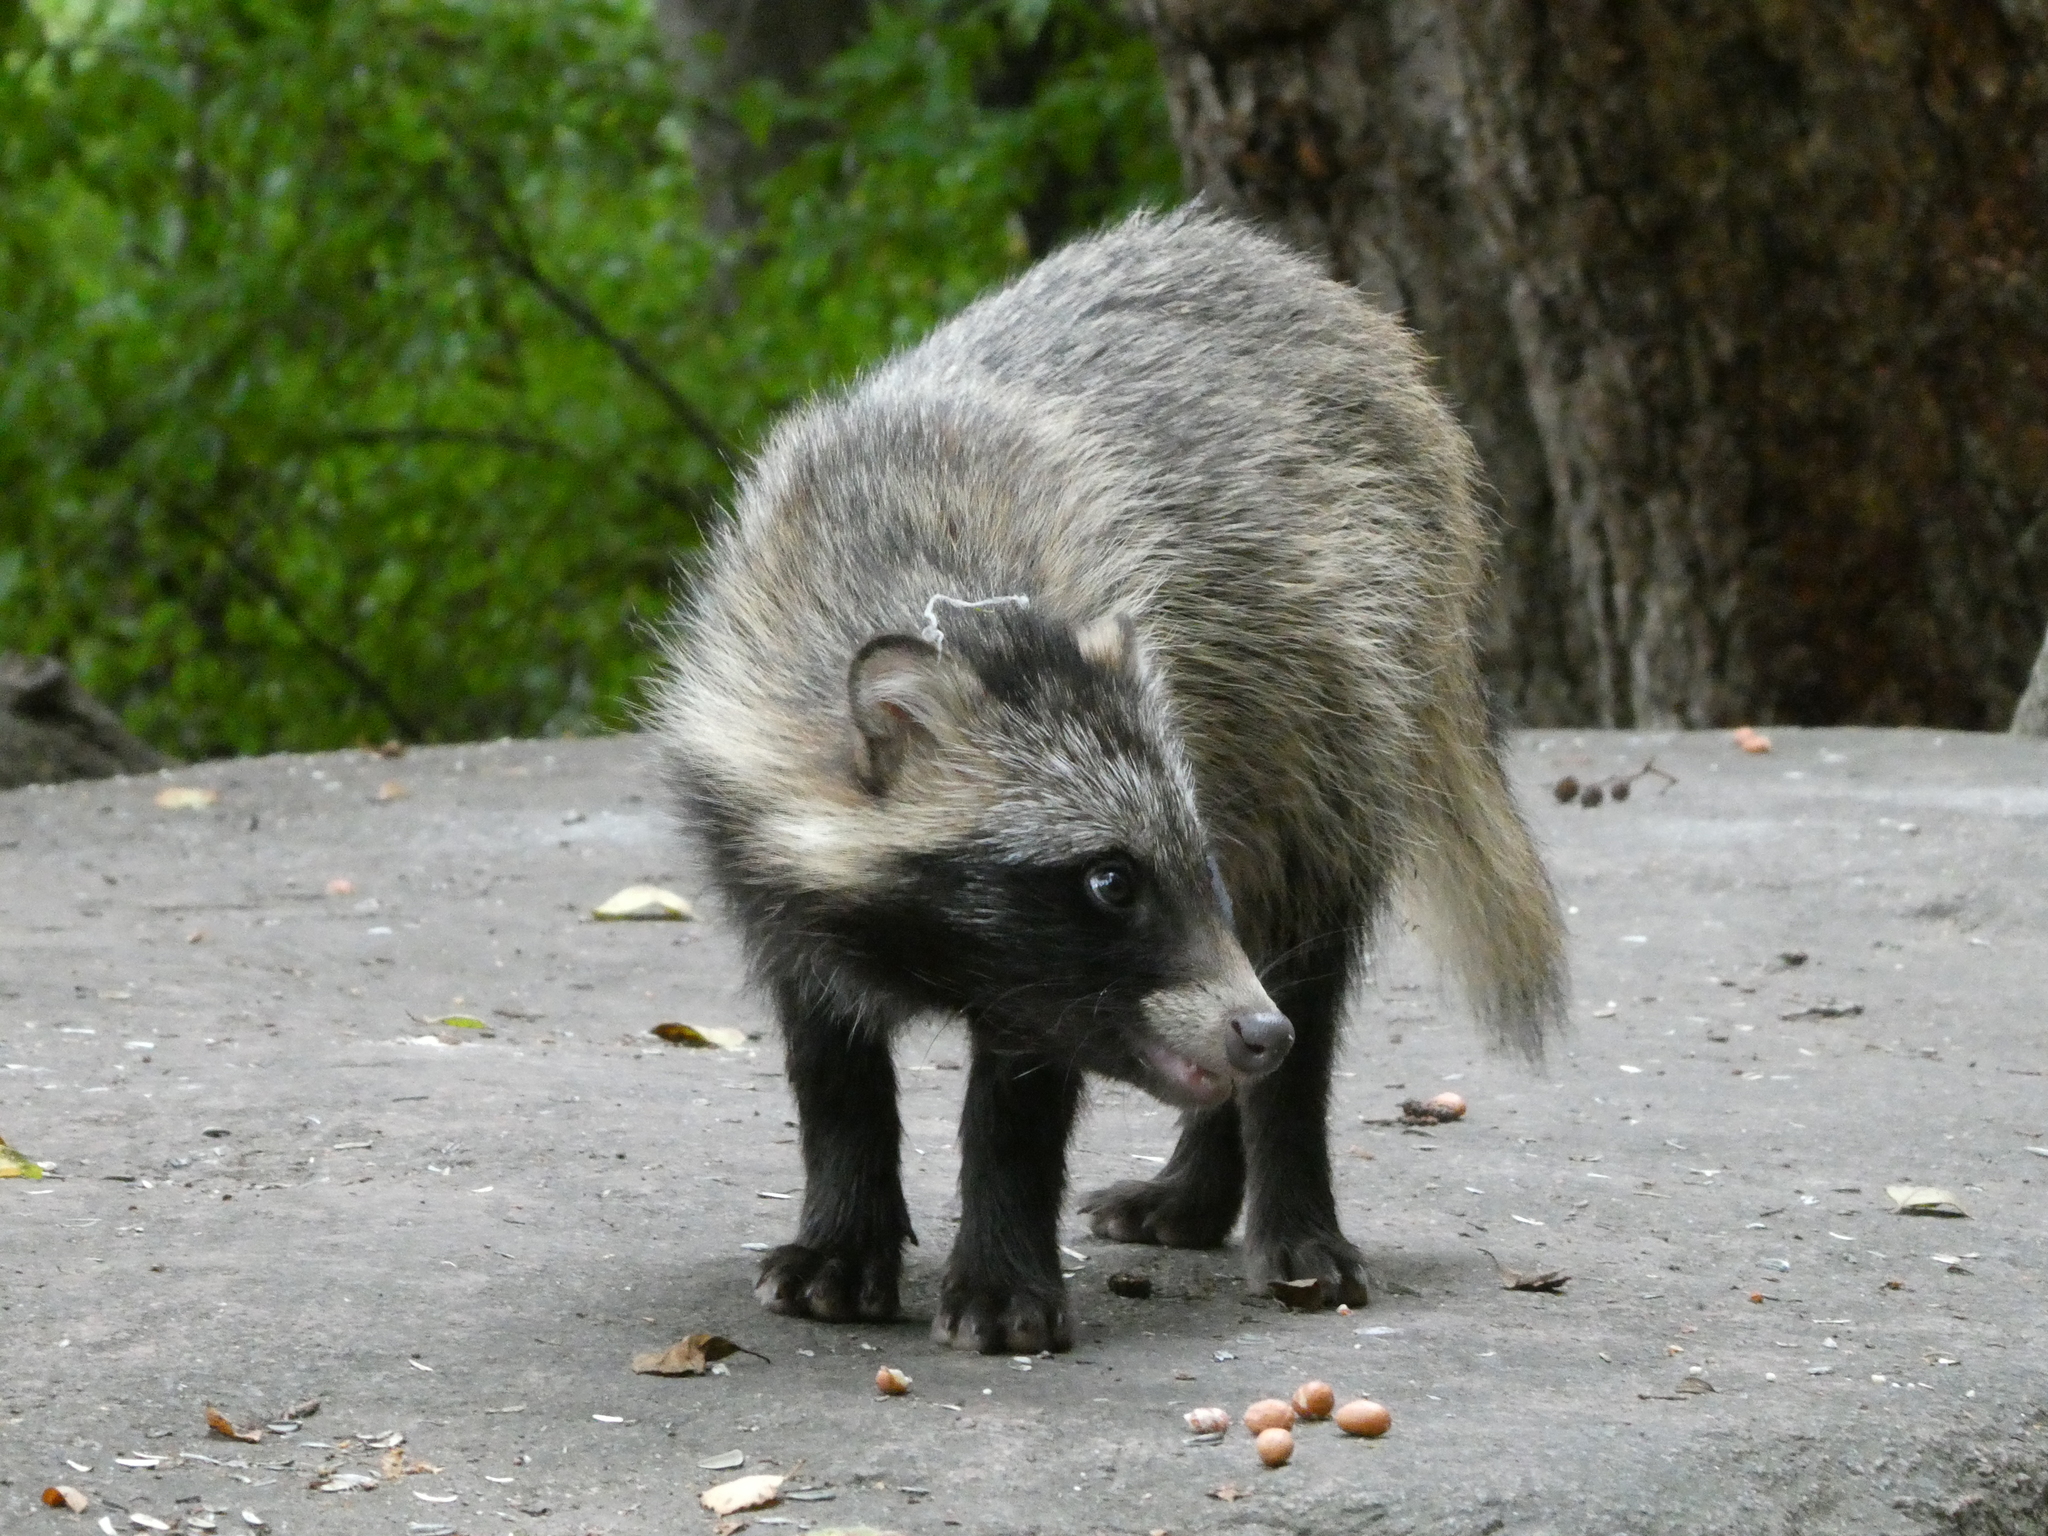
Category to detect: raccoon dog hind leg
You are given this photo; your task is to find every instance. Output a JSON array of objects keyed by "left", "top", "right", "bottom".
[{"left": 656, "top": 207, "right": 1566, "bottom": 1352}]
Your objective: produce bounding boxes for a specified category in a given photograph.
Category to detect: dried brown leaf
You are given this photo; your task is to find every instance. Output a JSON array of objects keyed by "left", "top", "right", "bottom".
[
  {"left": 632, "top": 1333, "right": 770, "bottom": 1376},
  {"left": 650, "top": 1023, "right": 747, "bottom": 1049},
  {"left": 699, "top": 1474, "right": 784, "bottom": 1515},
  {"left": 1267, "top": 1277, "right": 1324, "bottom": 1310},
  {"left": 379, "top": 1447, "right": 443, "bottom": 1479},
  {"left": 207, "top": 1407, "right": 264, "bottom": 1443},
  {"left": 43, "top": 1486, "right": 89, "bottom": 1513},
  {"left": 1779, "top": 1000, "right": 1863, "bottom": 1020},
  {"left": 1478, "top": 1249, "right": 1570, "bottom": 1293}
]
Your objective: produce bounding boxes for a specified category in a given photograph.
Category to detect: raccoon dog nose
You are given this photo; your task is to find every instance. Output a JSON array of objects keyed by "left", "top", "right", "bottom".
[{"left": 1225, "top": 1010, "right": 1294, "bottom": 1075}]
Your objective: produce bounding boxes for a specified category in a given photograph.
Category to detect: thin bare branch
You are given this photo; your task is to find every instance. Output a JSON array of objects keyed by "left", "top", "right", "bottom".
[{"left": 435, "top": 150, "right": 739, "bottom": 471}]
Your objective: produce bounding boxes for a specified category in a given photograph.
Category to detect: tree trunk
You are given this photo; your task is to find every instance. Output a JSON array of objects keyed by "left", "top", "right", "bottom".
[
  {"left": 1137, "top": 0, "right": 2048, "bottom": 729},
  {"left": 652, "top": 0, "right": 870, "bottom": 233},
  {"left": 2013, "top": 623, "right": 2048, "bottom": 735}
]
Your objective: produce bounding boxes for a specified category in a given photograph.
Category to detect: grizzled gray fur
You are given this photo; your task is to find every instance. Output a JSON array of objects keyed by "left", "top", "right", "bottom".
[{"left": 656, "top": 208, "right": 1566, "bottom": 1353}]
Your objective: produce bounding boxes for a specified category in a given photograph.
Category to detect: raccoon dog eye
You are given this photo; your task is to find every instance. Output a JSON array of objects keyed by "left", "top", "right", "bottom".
[{"left": 1083, "top": 857, "right": 1138, "bottom": 913}]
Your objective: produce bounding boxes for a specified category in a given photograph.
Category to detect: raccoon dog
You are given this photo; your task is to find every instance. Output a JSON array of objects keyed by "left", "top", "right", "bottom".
[{"left": 656, "top": 208, "right": 1565, "bottom": 1354}]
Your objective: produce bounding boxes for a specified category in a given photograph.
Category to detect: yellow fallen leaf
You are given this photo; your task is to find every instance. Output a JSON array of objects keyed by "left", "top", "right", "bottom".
[
  {"left": 700, "top": 1474, "right": 784, "bottom": 1515},
  {"left": 594, "top": 885, "right": 694, "bottom": 921},
  {"left": 155, "top": 786, "right": 219, "bottom": 809},
  {"left": 632, "top": 1333, "right": 770, "bottom": 1376},
  {"left": 1886, "top": 1184, "right": 1968, "bottom": 1217},
  {"left": 0, "top": 1136, "right": 44, "bottom": 1179},
  {"left": 650, "top": 1023, "right": 747, "bottom": 1050}
]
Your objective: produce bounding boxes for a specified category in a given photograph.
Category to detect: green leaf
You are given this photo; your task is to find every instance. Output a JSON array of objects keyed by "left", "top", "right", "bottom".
[{"left": 0, "top": 1137, "right": 46, "bottom": 1179}]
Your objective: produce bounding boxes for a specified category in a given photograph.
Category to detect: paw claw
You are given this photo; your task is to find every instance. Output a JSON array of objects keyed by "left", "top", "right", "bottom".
[
  {"left": 1080, "top": 1178, "right": 1238, "bottom": 1248},
  {"left": 933, "top": 1275, "right": 1072, "bottom": 1354},
  {"left": 1248, "top": 1231, "right": 1369, "bottom": 1309},
  {"left": 755, "top": 1242, "right": 901, "bottom": 1322}
]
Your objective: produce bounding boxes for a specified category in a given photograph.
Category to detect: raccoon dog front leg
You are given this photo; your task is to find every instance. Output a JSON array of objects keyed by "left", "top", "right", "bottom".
[
  {"left": 755, "top": 984, "right": 914, "bottom": 1323},
  {"left": 933, "top": 1046, "right": 1082, "bottom": 1353},
  {"left": 1239, "top": 927, "right": 1369, "bottom": 1305}
]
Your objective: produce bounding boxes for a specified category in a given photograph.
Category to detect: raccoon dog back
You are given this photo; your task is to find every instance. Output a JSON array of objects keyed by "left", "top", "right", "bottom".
[{"left": 657, "top": 207, "right": 1566, "bottom": 1352}]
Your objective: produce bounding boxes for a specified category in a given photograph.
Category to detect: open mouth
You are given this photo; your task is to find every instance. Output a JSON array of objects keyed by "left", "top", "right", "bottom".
[{"left": 1140, "top": 1040, "right": 1234, "bottom": 1108}]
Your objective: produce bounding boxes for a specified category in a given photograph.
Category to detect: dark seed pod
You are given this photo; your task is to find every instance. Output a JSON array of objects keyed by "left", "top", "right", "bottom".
[
  {"left": 1578, "top": 782, "right": 1604, "bottom": 808},
  {"left": 1553, "top": 776, "right": 1581, "bottom": 803},
  {"left": 1609, "top": 778, "right": 1631, "bottom": 802}
]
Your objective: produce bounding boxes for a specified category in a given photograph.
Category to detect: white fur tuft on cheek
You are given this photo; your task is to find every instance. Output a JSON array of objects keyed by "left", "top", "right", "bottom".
[
  {"left": 754, "top": 787, "right": 979, "bottom": 891},
  {"left": 753, "top": 811, "right": 881, "bottom": 888}
]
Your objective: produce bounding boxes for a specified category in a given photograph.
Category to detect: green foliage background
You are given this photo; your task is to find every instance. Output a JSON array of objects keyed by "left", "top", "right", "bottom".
[{"left": 0, "top": 0, "right": 1178, "bottom": 758}]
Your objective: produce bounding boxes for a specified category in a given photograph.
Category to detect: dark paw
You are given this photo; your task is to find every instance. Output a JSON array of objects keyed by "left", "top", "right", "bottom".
[
  {"left": 754, "top": 1242, "right": 901, "bottom": 1322},
  {"left": 1079, "top": 1177, "right": 1238, "bottom": 1248},
  {"left": 1246, "top": 1229, "right": 1370, "bottom": 1308},
  {"left": 932, "top": 1271, "right": 1072, "bottom": 1354}
]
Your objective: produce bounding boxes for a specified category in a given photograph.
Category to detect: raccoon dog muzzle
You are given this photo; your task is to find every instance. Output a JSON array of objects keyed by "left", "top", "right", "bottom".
[{"left": 1137, "top": 977, "right": 1292, "bottom": 1108}]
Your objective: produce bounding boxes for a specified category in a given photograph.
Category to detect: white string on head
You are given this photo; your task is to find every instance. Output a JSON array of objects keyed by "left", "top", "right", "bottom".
[{"left": 919, "top": 593, "right": 1030, "bottom": 653}]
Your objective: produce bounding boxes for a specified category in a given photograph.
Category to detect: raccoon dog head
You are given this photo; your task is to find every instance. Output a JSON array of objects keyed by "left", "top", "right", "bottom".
[{"left": 814, "top": 600, "right": 1288, "bottom": 1108}]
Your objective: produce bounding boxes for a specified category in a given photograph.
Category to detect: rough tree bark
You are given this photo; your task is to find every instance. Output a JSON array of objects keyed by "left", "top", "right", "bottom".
[{"left": 1136, "top": 0, "right": 2048, "bottom": 728}]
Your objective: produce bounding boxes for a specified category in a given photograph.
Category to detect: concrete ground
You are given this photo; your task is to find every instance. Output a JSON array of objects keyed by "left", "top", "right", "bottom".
[{"left": 2, "top": 727, "right": 2044, "bottom": 1536}]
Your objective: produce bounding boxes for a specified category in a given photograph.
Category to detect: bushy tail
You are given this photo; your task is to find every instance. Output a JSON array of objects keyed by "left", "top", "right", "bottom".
[{"left": 1404, "top": 708, "right": 1568, "bottom": 1062}]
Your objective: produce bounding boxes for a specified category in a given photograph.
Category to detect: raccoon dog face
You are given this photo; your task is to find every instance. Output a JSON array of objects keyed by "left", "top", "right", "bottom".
[{"left": 811, "top": 603, "right": 1289, "bottom": 1108}]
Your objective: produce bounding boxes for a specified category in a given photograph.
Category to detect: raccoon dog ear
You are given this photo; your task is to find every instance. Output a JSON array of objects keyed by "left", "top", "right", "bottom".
[
  {"left": 1074, "top": 612, "right": 1140, "bottom": 673},
  {"left": 847, "top": 634, "right": 983, "bottom": 794}
]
